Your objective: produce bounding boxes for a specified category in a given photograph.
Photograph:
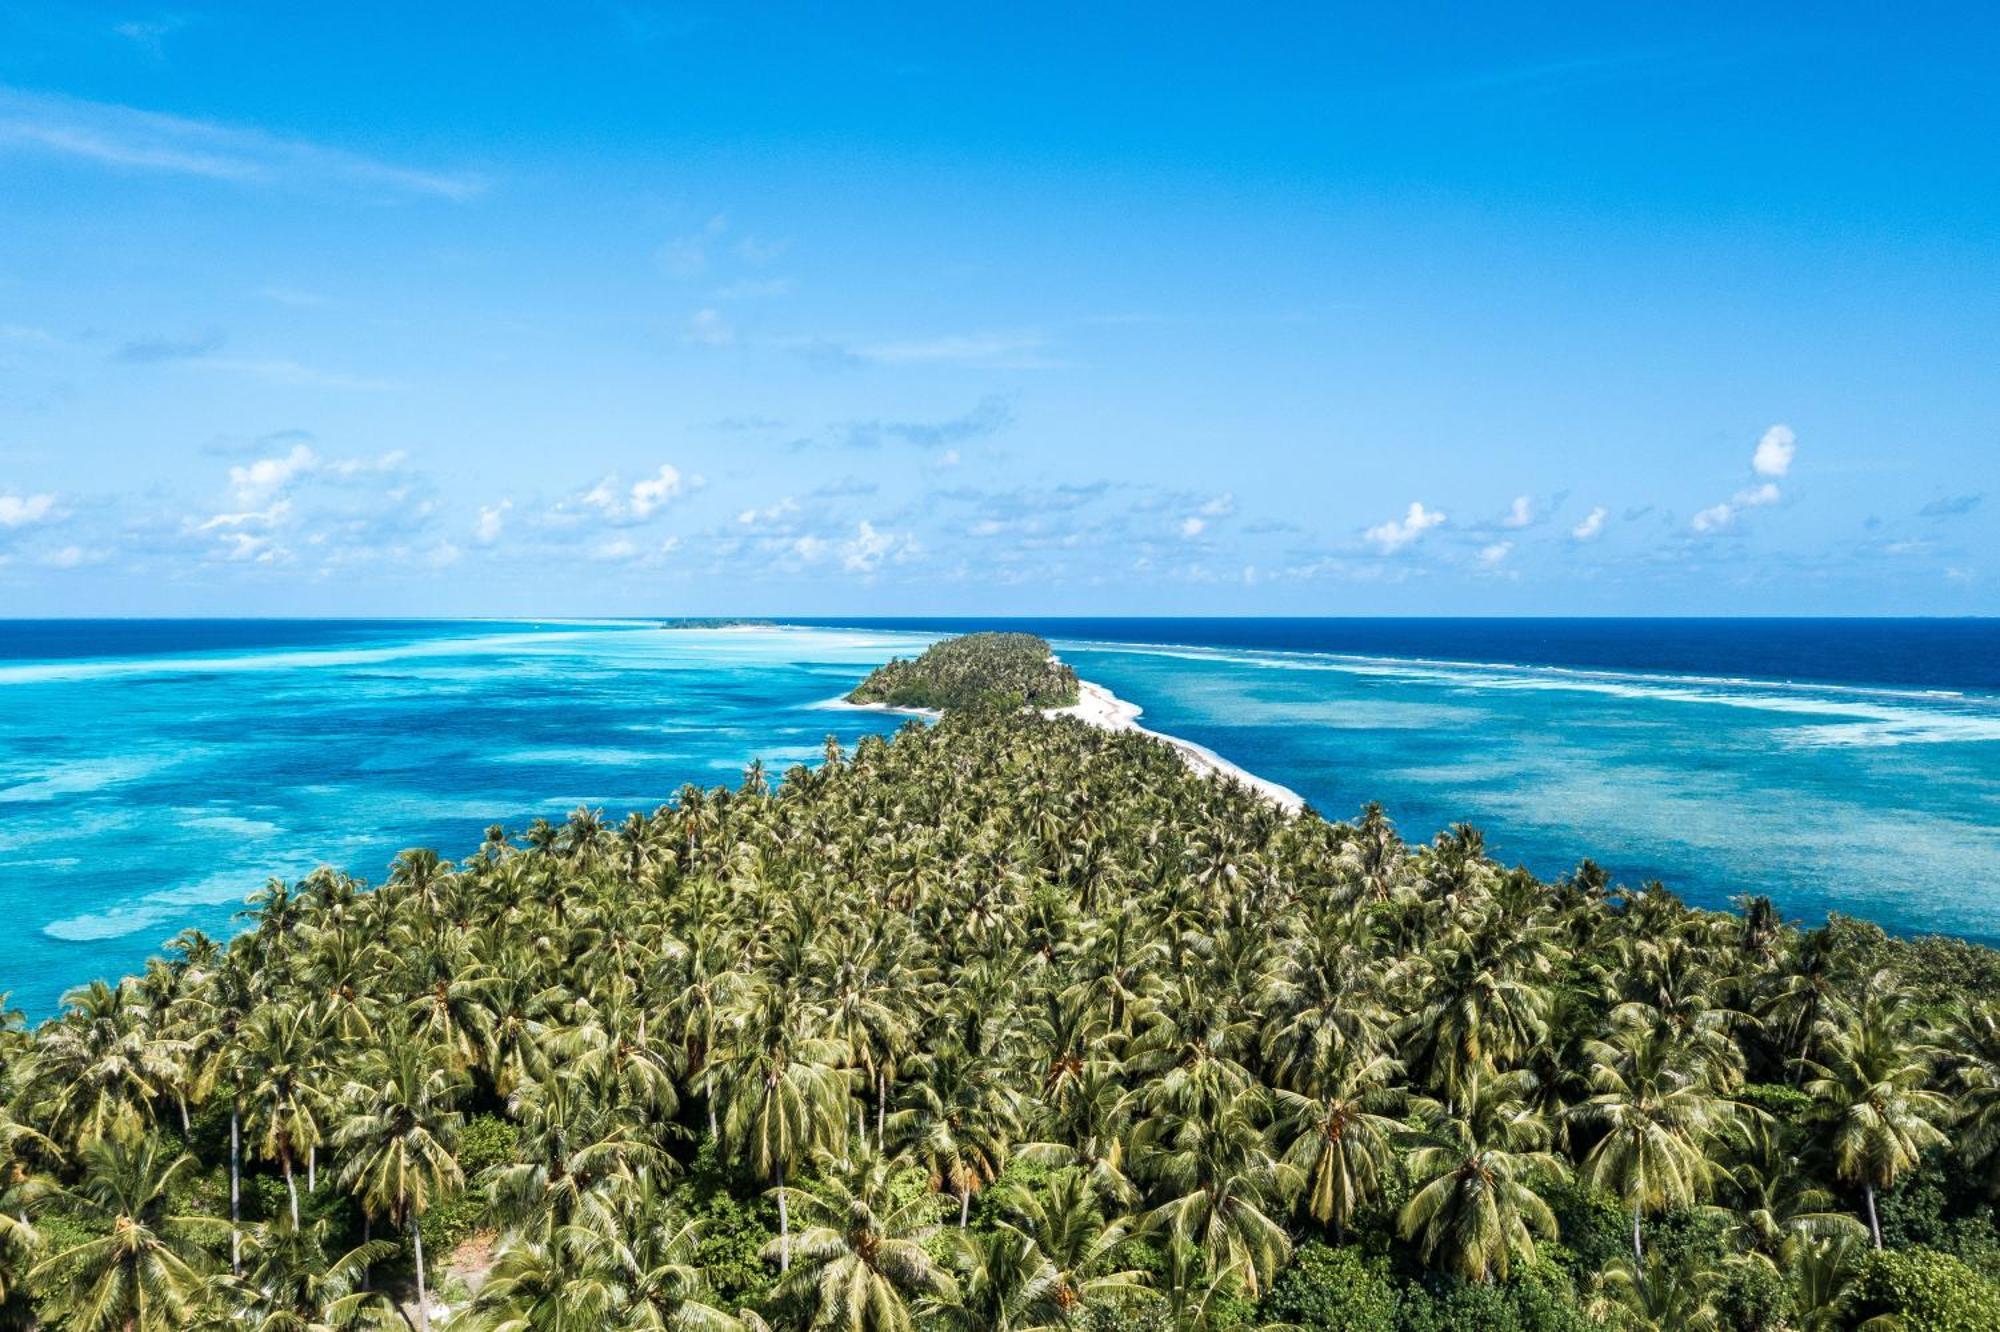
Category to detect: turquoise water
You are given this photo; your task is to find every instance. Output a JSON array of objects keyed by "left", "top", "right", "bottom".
[
  {"left": 1052, "top": 638, "right": 2000, "bottom": 943},
  {"left": 0, "top": 623, "right": 941, "bottom": 1015},
  {"left": 4, "top": 617, "right": 1998, "bottom": 1016}
]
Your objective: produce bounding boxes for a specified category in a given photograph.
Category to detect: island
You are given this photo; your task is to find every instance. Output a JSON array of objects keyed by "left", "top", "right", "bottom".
[
  {"left": 2, "top": 635, "right": 1998, "bottom": 1332},
  {"left": 847, "top": 630, "right": 1081, "bottom": 711}
]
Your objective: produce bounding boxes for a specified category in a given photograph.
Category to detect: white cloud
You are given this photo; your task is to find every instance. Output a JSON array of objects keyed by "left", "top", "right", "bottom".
[
  {"left": 785, "top": 520, "right": 920, "bottom": 575},
  {"left": 1503, "top": 495, "right": 1534, "bottom": 528},
  {"left": 322, "top": 450, "right": 407, "bottom": 480},
  {"left": 1752, "top": 424, "right": 1796, "bottom": 477},
  {"left": 737, "top": 498, "right": 798, "bottom": 526},
  {"left": 628, "top": 464, "right": 685, "bottom": 518},
  {"left": 228, "top": 444, "right": 317, "bottom": 504},
  {"left": 1364, "top": 501, "right": 1446, "bottom": 553},
  {"left": 0, "top": 491, "right": 57, "bottom": 527},
  {"left": 1198, "top": 493, "right": 1236, "bottom": 517},
  {"left": 1691, "top": 503, "right": 1735, "bottom": 533},
  {"left": 198, "top": 499, "right": 292, "bottom": 531},
  {"left": 1571, "top": 506, "right": 1607, "bottom": 540},
  {"left": 590, "top": 536, "right": 640, "bottom": 562},
  {"left": 1179, "top": 516, "right": 1207, "bottom": 539},
  {"left": 475, "top": 500, "right": 511, "bottom": 544},
  {"left": 219, "top": 531, "right": 280, "bottom": 563},
  {"left": 572, "top": 465, "right": 692, "bottom": 523},
  {"left": 1694, "top": 428, "right": 1798, "bottom": 533},
  {"left": 1477, "top": 540, "right": 1513, "bottom": 566},
  {"left": 0, "top": 85, "right": 486, "bottom": 200}
]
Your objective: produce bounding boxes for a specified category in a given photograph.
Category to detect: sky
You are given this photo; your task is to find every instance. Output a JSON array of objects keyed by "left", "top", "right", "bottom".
[{"left": 0, "top": 3, "right": 1994, "bottom": 617}]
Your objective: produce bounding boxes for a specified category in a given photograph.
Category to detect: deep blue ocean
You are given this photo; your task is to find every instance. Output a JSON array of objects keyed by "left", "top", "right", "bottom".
[{"left": 3, "top": 617, "right": 1997, "bottom": 1016}]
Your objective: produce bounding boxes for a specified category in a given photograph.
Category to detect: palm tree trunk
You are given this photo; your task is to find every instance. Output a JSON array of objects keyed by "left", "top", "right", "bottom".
[
  {"left": 229, "top": 1106, "right": 242, "bottom": 1275},
  {"left": 285, "top": 1154, "right": 300, "bottom": 1226},
  {"left": 308, "top": 1143, "right": 316, "bottom": 1192},
  {"left": 776, "top": 1163, "right": 791, "bottom": 1272},
  {"left": 411, "top": 1214, "right": 431, "bottom": 1332},
  {"left": 959, "top": 1181, "right": 971, "bottom": 1228},
  {"left": 1632, "top": 1204, "right": 1644, "bottom": 1271},
  {"left": 1865, "top": 1183, "right": 1882, "bottom": 1249},
  {"left": 876, "top": 1070, "right": 887, "bottom": 1150}
]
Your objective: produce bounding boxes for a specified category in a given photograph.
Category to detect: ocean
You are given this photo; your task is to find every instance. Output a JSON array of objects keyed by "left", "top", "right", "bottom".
[{"left": 3, "top": 617, "right": 1997, "bottom": 1016}]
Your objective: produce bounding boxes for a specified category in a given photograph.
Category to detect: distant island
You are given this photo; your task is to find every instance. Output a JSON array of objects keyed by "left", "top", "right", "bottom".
[
  {"left": 846, "top": 629, "right": 1081, "bottom": 711},
  {"left": 2, "top": 633, "right": 1998, "bottom": 1331}
]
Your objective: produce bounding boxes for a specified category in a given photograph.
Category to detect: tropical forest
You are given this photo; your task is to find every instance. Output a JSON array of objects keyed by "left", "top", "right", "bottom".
[{"left": 3, "top": 638, "right": 2000, "bottom": 1332}]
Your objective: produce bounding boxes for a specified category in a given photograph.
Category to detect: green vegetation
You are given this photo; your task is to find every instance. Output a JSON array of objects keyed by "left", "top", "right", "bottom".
[
  {"left": 3, "top": 692, "right": 2000, "bottom": 1329},
  {"left": 847, "top": 631, "right": 1080, "bottom": 711}
]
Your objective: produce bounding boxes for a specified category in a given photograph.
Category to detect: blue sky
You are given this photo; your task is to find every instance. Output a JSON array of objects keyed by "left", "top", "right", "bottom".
[{"left": 0, "top": 4, "right": 1994, "bottom": 616}]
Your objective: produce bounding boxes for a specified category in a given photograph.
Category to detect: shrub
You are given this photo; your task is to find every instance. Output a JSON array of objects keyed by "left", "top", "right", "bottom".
[
  {"left": 457, "top": 1113, "right": 518, "bottom": 1178},
  {"left": 1259, "top": 1242, "right": 1397, "bottom": 1332},
  {"left": 1847, "top": 1246, "right": 2000, "bottom": 1332}
]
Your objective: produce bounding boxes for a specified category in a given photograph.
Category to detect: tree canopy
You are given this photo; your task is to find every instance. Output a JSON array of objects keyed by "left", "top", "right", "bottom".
[{"left": 3, "top": 645, "right": 1999, "bottom": 1329}]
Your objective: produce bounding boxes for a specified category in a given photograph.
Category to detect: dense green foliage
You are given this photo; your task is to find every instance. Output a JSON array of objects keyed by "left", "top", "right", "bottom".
[
  {"left": 847, "top": 631, "right": 1080, "bottom": 710},
  {"left": 3, "top": 671, "right": 2000, "bottom": 1328}
]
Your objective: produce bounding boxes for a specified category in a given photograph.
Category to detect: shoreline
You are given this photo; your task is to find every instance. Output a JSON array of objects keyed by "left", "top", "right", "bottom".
[
  {"left": 815, "top": 682, "right": 1304, "bottom": 812},
  {"left": 813, "top": 695, "right": 942, "bottom": 721},
  {"left": 1046, "top": 679, "right": 1306, "bottom": 813}
]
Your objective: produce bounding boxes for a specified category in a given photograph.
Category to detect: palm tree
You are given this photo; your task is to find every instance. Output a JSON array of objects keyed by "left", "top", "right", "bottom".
[
  {"left": 464, "top": 1231, "right": 628, "bottom": 1331},
  {"left": 27, "top": 1136, "right": 229, "bottom": 1332},
  {"left": 23, "top": 979, "right": 184, "bottom": 1150},
  {"left": 1270, "top": 1051, "right": 1405, "bottom": 1240},
  {"left": 1585, "top": 1254, "right": 1722, "bottom": 1331},
  {"left": 229, "top": 1212, "right": 399, "bottom": 1331},
  {"left": 891, "top": 1046, "right": 1019, "bottom": 1227},
  {"left": 765, "top": 1147, "right": 955, "bottom": 1332},
  {"left": 1783, "top": 1233, "right": 1871, "bottom": 1332},
  {"left": 1139, "top": 1087, "right": 1295, "bottom": 1300},
  {"left": 1802, "top": 983, "right": 1951, "bottom": 1248},
  {"left": 989, "top": 1169, "right": 1144, "bottom": 1322},
  {"left": 1399, "top": 1069, "right": 1565, "bottom": 1284},
  {"left": 1571, "top": 1021, "right": 1734, "bottom": 1269},
  {"left": 335, "top": 1043, "right": 465, "bottom": 1332},
  {"left": 0, "top": 1157, "right": 39, "bottom": 1315},
  {"left": 932, "top": 1227, "right": 1059, "bottom": 1332},
  {"left": 1718, "top": 1118, "right": 1865, "bottom": 1258},
  {"left": 489, "top": 1064, "right": 661, "bottom": 1240},
  {"left": 718, "top": 990, "right": 848, "bottom": 1272},
  {"left": 1947, "top": 999, "right": 2000, "bottom": 1197},
  {"left": 239, "top": 1002, "right": 330, "bottom": 1227}
]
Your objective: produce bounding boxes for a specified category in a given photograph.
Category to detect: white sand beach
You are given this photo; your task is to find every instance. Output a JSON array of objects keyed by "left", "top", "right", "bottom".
[
  {"left": 813, "top": 695, "right": 943, "bottom": 721},
  {"left": 1048, "top": 679, "right": 1306, "bottom": 813}
]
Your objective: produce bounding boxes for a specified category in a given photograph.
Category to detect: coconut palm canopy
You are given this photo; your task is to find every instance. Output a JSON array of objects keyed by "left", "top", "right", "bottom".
[
  {"left": 2, "top": 639, "right": 1999, "bottom": 1330},
  {"left": 847, "top": 633, "right": 1080, "bottom": 711}
]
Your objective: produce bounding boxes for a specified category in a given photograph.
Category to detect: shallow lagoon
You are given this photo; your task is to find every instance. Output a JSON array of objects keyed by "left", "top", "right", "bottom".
[{"left": 3, "top": 617, "right": 1997, "bottom": 1016}]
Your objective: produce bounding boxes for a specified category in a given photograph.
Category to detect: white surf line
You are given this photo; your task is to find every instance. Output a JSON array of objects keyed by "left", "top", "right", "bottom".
[
  {"left": 815, "top": 672, "right": 1303, "bottom": 812},
  {"left": 812, "top": 696, "right": 943, "bottom": 721},
  {"left": 1047, "top": 679, "right": 1305, "bottom": 813}
]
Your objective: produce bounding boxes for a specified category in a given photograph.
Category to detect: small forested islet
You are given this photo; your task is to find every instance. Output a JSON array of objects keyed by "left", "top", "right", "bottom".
[
  {"left": 847, "top": 631, "right": 1080, "bottom": 711},
  {"left": 3, "top": 644, "right": 2000, "bottom": 1331}
]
